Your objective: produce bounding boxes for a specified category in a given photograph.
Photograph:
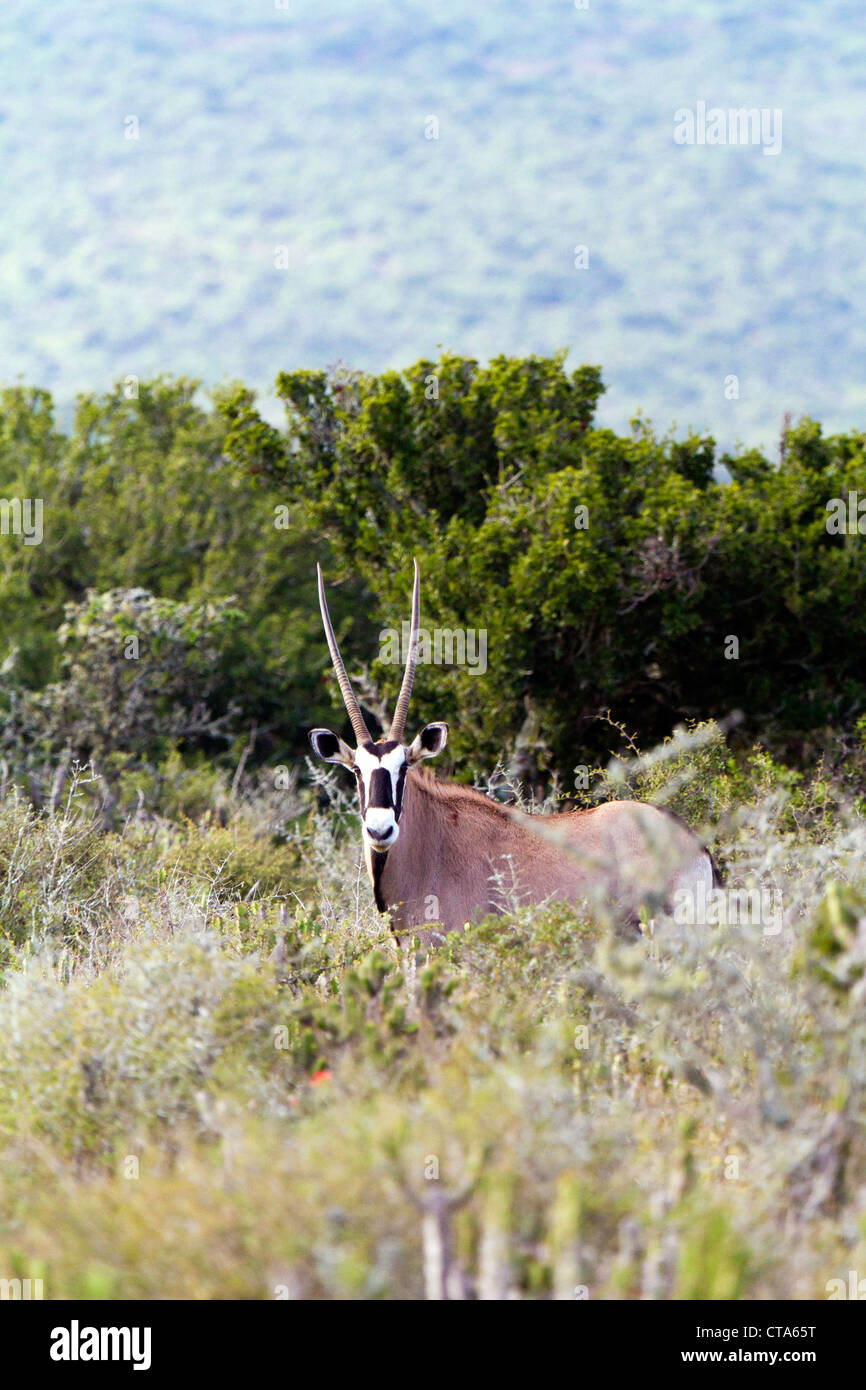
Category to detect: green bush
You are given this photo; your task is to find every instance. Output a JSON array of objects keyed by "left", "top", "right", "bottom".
[{"left": 2, "top": 360, "right": 866, "bottom": 807}]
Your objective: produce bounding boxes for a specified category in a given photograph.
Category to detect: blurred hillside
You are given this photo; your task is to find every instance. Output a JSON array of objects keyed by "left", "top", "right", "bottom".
[{"left": 1, "top": 0, "right": 864, "bottom": 450}]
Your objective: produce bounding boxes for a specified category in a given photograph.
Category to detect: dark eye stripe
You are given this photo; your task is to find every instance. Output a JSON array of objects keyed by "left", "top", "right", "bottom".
[{"left": 394, "top": 764, "right": 407, "bottom": 819}]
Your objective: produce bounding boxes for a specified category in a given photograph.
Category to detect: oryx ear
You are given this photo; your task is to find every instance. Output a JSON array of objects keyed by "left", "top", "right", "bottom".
[
  {"left": 309, "top": 728, "right": 355, "bottom": 767},
  {"left": 408, "top": 722, "right": 448, "bottom": 764}
]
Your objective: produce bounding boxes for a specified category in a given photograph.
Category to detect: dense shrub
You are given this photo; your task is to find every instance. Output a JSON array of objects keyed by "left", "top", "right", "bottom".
[
  {"left": 1, "top": 358, "right": 866, "bottom": 814},
  {"left": 2, "top": 361, "right": 866, "bottom": 1298},
  {"left": 0, "top": 737, "right": 864, "bottom": 1298}
]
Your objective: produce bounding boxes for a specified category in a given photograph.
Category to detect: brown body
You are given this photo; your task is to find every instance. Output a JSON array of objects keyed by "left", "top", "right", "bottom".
[{"left": 370, "top": 767, "right": 717, "bottom": 946}]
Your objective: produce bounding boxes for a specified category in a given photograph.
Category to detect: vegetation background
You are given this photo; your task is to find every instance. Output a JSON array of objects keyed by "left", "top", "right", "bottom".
[
  {"left": 0, "top": 360, "right": 865, "bottom": 1300},
  {"left": 1, "top": 0, "right": 865, "bottom": 1303}
]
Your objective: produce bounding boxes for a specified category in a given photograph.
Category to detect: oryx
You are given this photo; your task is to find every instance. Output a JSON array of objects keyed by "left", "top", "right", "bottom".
[{"left": 309, "top": 562, "right": 721, "bottom": 947}]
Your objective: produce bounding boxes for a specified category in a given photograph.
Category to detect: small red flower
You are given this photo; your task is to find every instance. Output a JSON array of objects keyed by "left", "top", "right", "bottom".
[{"left": 310, "top": 1069, "right": 332, "bottom": 1086}]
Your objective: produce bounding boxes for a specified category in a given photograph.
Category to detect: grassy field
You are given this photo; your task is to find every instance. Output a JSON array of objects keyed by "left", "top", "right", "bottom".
[{"left": 0, "top": 723, "right": 864, "bottom": 1300}]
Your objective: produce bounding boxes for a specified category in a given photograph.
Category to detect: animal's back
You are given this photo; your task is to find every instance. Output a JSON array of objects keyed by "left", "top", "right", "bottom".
[
  {"left": 513, "top": 797, "right": 716, "bottom": 933},
  {"left": 388, "top": 774, "right": 716, "bottom": 943}
]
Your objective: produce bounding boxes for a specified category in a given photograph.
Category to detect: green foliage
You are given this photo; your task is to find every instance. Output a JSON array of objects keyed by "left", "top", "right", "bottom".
[
  {"left": 222, "top": 356, "right": 866, "bottom": 782},
  {"left": 0, "top": 377, "right": 335, "bottom": 812},
  {"left": 806, "top": 881, "right": 866, "bottom": 992},
  {"left": 1, "top": 360, "right": 866, "bottom": 809},
  {"left": 0, "top": 741, "right": 865, "bottom": 1298},
  {"left": 675, "top": 1206, "right": 753, "bottom": 1300},
  {"left": 1, "top": 359, "right": 866, "bottom": 1298},
  {"left": 161, "top": 814, "right": 304, "bottom": 902},
  {"left": 0, "top": 790, "right": 119, "bottom": 958}
]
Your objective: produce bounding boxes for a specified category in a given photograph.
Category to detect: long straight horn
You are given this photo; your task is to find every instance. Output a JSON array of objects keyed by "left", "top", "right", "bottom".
[
  {"left": 389, "top": 558, "right": 420, "bottom": 742},
  {"left": 317, "top": 565, "right": 373, "bottom": 744}
]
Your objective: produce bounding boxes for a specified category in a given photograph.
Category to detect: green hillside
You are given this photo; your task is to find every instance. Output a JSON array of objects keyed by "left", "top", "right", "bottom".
[{"left": 1, "top": 0, "right": 865, "bottom": 449}]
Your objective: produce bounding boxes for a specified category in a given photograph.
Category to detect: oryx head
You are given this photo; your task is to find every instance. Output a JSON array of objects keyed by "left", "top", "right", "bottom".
[{"left": 309, "top": 561, "right": 448, "bottom": 852}]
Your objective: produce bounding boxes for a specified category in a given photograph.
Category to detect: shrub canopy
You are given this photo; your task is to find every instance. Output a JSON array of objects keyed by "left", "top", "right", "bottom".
[{"left": 1, "top": 356, "right": 865, "bottom": 799}]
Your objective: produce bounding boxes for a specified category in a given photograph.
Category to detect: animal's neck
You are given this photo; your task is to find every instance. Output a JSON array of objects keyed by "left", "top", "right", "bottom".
[
  {"left": 366, "top": 770, "right": 441, "bottom": 910},
  {"left": 369, "top": 769, "right": 518, "bottom": 929}
]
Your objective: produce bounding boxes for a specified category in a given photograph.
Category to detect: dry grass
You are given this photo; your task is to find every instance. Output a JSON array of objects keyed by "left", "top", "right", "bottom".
[{"left": 0, "top": 730, "right": 865, "bottom": 1300}]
